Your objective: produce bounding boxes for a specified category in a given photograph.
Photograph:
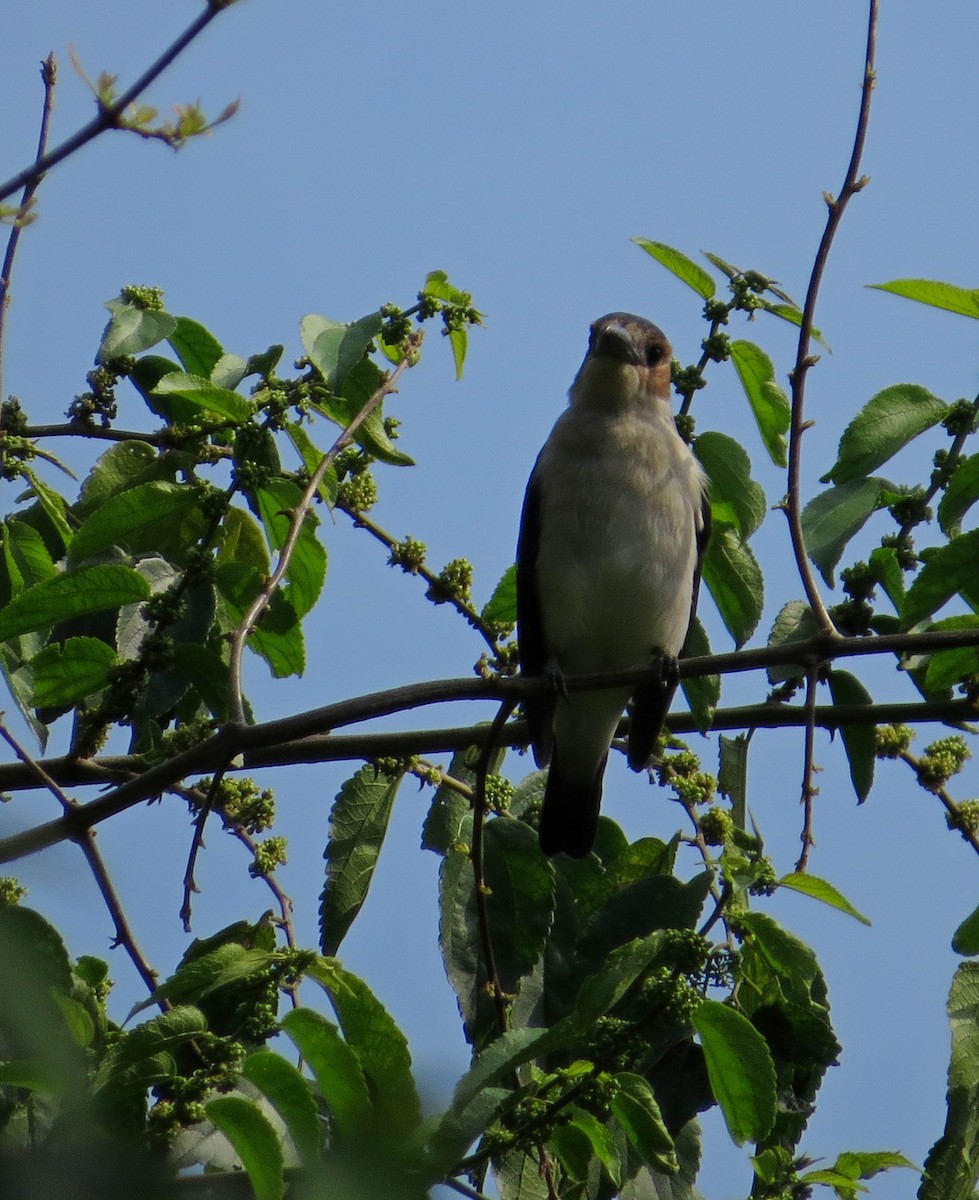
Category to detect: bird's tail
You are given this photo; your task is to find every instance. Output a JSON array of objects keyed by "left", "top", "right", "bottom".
[{"left": 538, "top": 747, "right": 607, "bottom": 858}]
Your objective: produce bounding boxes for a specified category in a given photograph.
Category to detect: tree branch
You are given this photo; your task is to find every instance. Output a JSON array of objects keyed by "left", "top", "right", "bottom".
[
  {"left": 784, "top": 0, "right": 879, "bottom": 634},
  {"left": 0, "top": 3, "right": 234, "bottom": 204}
]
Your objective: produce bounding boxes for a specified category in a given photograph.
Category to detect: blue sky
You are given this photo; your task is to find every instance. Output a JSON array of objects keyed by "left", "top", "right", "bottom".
[{"left": 3, "top": 2, "right": 979, "bottom": 1195}]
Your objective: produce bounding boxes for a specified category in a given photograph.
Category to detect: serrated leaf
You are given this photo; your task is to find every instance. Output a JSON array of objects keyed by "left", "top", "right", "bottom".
[
  {"left": 0, "top": 564, "right": 150, "bottom": 642},
  {"left": 680, "top": 616, "right": 718, "bottom": 732},
  {"left": 129, "top": 944, "right": 276, "bottom": 1018},
  {"left": 206, "top": 1095, "right": 284, "bottom": 1200},
  {"left": 826, "top": 670, "right": 875, "bottom": 802},
  {"left": 320, "top": 766, "right": 403, "bottom": 956},
  {"left": 29, "top": 636, "right": 115, "bottom": 707},
  {"left": 242, "top": 1051, "right": 321, "bottom": 1167},
  {"left": 94, "top": 1006, "right": 208, "bottom": 1083},
  {"left": 98, "top": 300, "right": 177, "bottom": 363},
  {"left": 309, "top": 958, "right": 421, "bottom": 1136},
  {"left": 300, "top": 312, "right": 384, "bottom": 388},
  {"left": 168, "top": 316, "right": 225, "bottom": 378},
  {"left": 766, "top": 600, "right": 819, "bottom": 684},
  {"left": 2, "top": 518, "right": 56, "bottom": 592},
  {"left": 281, "top": 1008, "right": 371, "bottom": 1137},
  {"left": 869, "top": 278, "right": 979, "bottom": 320},
  {"left": 611, "top": 1072, "right": 678, "bottom": 1175},
  {"left": 778, "top": 872, "right": 871, "bottom": 925},
  {"left": 69, "top": 480, "right": 204, "bottom": 565},
  {"left": 953, "top": 904, "right": 979, "bottom": 957},
  {"left": 801, "top": 477, "right": 890, "bottom": 587},
  {"left": 284, "top": 421, "right": 339, "bottom": 503},
  {"left": 701, "top": 524, "right": 763, "bottom": 647},
  {"left": 153, "top": 371, "right": 252, "bottom": 421},
  {"left": 921, "top": 616, "right": 979, "bottom": 693},
  {"left": 718, "top": 733, "right": 749, "bottom": 829},
  {"left": 251, "top": 479, "right": 327, "bottom": 618},
  {"left": 214, "top": 561, "right": 304, "bottom": 678},
  {"left": 902, "top": 529, "right": 979, "bottom": 628},
  {"left": 693, "top": 999, "right": 777, "bottom": 1146},
  {"left": 939, "top": 453, "right": 979, "bottom": 536},
  {"left": 19, "top": 467, "right": 73, "bottom": 550},
  {"left": 728, "top": 340, "right": 790, "bottom": 467},
  {"left": 920, "top": 962, "right": 979, "bottom": 1200},
  {"left": 821, "top": 384, "right": 949, "bottom": 485},
  {"left": 633, "top": 238, "right": 716, "bottom": 299},
  {"left": 695, "top": 431, "right": 766, "bottom": 538},
  {"left": 73, "top": 441, "right": 173, "bottom": 521},
  {"left": 868, "top": 545, "right": 906, "bottom": 610},
  {"left": 482, "top": 564, "right": 517, "bottom": 628}
]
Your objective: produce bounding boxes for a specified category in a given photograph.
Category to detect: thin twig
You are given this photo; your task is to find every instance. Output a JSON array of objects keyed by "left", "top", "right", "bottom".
[
  {"left": 784, "top": 0, "right": 879, "bottom": 635},
  {"left": 795, "top": 665, "right": 821, "bottom": 872},
  {"left": 0, "top": 54, "right": 57, "bottom": 402},
  {"left": 0, "top": 716, "right": 161, "bottom": 998},
  {"left": 0, "top": 4, "right": 232, "bottom": 203},
  {"left": 180, "top": 766, "right": 229, "bottom": 931},
  {"left": 227, "top": 356, "right": 413, "bottom": 724},
  {"left": 336, "top": 498, "right": 505, "bottom": 655},
  {"left": 899, "top": 748, "right": 979, "bottom": 857}
]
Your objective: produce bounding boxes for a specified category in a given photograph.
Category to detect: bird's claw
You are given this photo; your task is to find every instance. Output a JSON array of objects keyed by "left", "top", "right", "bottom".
[{"left": 543, "top": 658, "right": 569, "bottom": 701}]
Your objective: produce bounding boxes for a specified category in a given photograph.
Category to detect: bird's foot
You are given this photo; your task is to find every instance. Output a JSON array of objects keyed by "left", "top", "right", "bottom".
[
  {"left": 647, "top": 648, "right": 679, "bottom": 689},
  {"left": 543, "top": 657, "right": 569, "bottom": 701}
]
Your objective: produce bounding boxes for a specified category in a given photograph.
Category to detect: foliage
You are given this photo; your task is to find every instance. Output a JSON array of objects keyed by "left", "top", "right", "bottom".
[{"left": 0, "top": 4, "right": 978, "bottom": 1199}]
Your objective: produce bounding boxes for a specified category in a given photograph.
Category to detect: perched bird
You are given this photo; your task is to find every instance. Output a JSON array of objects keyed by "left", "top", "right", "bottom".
[{"left": 517, "top": 313, "right": 709, "bottom": 858}]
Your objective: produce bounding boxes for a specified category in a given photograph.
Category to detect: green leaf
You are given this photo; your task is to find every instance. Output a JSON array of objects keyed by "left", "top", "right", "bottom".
[
  {"left": 214, "top": 561, "right": 305, "bottom": 678},
  {"left": 801, "top": 1151, "right": 915, "bottom": 1197},
  {"left": 902, "top": 529, "right": 979, "bottom": 628},
  {"left": 94, "top": 1006, "right": 208, "bottom": 1084},
  {"left": 205, "top": 1094, "right": 284, "bottom": 1200},
  {"left": 633, "top": 238, "right": 716, "bottom": 299},
  {"left": 920, "top": 962, "right": 979, "bottom": 1200},
  {"left": 152, "top": 371, "right": 252, "bottom": 421},
  {"left": 610, "top": 1072, "right": 678, "bottom": 1175},
  {"left": 718, "top": 733, "right": 749, "bottom": 830},
  {"left": 29, "top": 637, "right": 115, "bottom": 707},
  {"left": 251, "top": 479, "right": 327, "bottom": 618},
  {"left": 953, "top": 904, "right": 979, "bottom": 956},
  {"left": 309, "top": 958, "right": 422, "bottom": 1136},
  {"left": 921, "top": 616, "right": 979, "bottom": 695},
  {"left": 1, "top": 518, "right": 56, "bottom": 594},
  {"left": 130, "top": 944, "right": 276, "bottom": 1018},
  {"left": 868, "top": 545, "right": 906, "bottom": 611},
  {"left": 821, "top": 384, "right": 949, "bottom": 485},
  {"left": 555, "top": 1106, "right": 622, "bottom": 1185},
  {"left": 679, "top": 616, "right": 718, "bottom": 733},
  {"left": 701, "top": 524, "right": 764, "bottom": 647},
  {"left": 168, "top": 315, "right": 225, "bottom": 378},
  {"left": 74, "top": 441, "right": 174, "bottom": 521},
  {"left": 98, "top": 299, "right": 177, "bottom": 363},
  {"left": 869, "top": 278, "right": 979, "bottom": 320},
  {"left": 301, "top": 311, "right": 384, "bottom": 388},
  {"left": 939, "top": 453, "right": 979, "bottom": 537},
  {"left": 693, "top": 999, "right": 777, "bottom": 1146},
  {"left": 695, "top": 430, "right": 766, "bottom": 539},
  {"left": 482, "top": 564, "right": 517, "bottom": 628},
  {"left": 69, "top": 480, "right": 204, "bottom": 565},
  {"left": 242, "top": 1051, "right": 321, "bottom": 1166},
  {"left": 575, "top": 932, "right": 668, "bottom": 1023},
  {"left": 0, "top": 563, "right": 150, "bottom": 642},
  {"left": 765, "top": 600, "right": 819, "bottom": 684},
  {"left": 728, "top": 340, "right": 790, "bottom": 467},
  {"left": 218, "top": 505, "right": 271, "bottom": 574},
  {"left": 420, "top": 270, "right": 477, "bottom": 378},
  {"left": 340, "top": 359, "right": 415, "bottom": 466},
  {"left": 19, "top": 466, "right": 73, "bottom": 550},
  {"left": 801, "top": 478, "right": 890, "bottom": 587},
  {"left": 281, "top": 1008, "right": 371, "bottom": 1137},
  {"left": 826, "top": 670, "right": 876, "bottom": 803},
  {"left": 778, "top": 872, "right": 871, "bottom": 925},
  {"left": 284, "top": 421, "right": 339, "bottom": 503},
  {"left": 320, "top": 765, "right": 403, "bottom": 956}
]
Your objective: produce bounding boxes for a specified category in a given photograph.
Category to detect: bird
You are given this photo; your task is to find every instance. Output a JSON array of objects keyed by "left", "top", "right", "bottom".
[{"left": 516, "top": 313, "right": 710, "bottom": 858}]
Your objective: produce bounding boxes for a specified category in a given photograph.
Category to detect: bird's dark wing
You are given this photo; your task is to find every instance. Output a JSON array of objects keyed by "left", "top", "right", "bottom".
[
  {"left": 627, "top": 490, "right": 712, "bottom": 771},
  {"left": 516, "top": 462, "right": 554, "bottom": 767}
]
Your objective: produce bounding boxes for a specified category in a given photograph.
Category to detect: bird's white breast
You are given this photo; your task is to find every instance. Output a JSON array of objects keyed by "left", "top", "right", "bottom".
[{"left": 534, "top": 405, "right": 704, "bottom": 673}]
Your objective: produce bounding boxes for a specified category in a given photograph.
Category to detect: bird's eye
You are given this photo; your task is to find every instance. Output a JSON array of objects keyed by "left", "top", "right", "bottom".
[{"left": 644, "top": 344, "right": 664, "bottom": 366}]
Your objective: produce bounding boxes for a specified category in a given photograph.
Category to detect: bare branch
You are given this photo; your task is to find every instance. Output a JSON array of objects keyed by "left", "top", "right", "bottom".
[
  {"left": 784, "top": 0, "right": 879, "bottom": 634},
  {"left": 0, "top": 4, "right": 234, "bottom": 203}
]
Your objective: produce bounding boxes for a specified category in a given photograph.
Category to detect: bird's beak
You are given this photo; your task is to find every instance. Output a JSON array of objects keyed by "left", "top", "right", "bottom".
[{"left": 592, "top": 323, "right": 640, "bottom": 366}]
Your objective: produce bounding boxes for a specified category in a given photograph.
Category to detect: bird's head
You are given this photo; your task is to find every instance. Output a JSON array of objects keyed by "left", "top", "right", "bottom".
[{"left": 569, "top": 312, "right": 673, "bottom": 412}]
